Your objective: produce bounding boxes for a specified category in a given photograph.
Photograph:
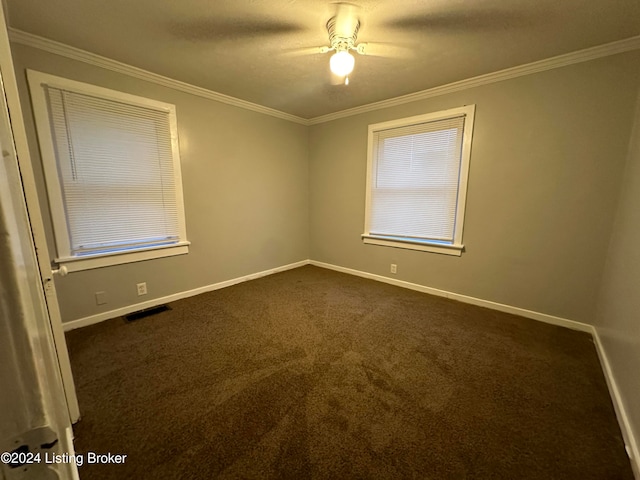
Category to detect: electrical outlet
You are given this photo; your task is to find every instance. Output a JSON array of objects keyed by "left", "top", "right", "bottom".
[
  {"left": 95, "top": 291, "right": 107, "bottom": 305},
  {"left": 136, "top": 282, "right": 147, "bottom": 296},
  {"left": 390, "top": 264, "right": 397, "bottom": 274}
]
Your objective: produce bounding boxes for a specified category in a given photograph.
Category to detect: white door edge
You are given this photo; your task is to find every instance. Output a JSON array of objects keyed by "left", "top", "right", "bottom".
[{"left": 0, "top": 4, "right": 79, "bottom": 424}]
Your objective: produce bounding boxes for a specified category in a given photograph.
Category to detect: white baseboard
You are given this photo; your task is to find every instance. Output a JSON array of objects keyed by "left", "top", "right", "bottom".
[
  {"left": 65, "top": 258, "right": 591, "bottom": 333},
  {"left": 309, "top": 260, "right": 592, "bottom": 332},
  {"left": 592, "top": 327, "right": 640, "bottom": 479},
  {"left": 63, "top": 258, "right": 637, "bottom": 476},
  {"left": 62, "top": 260, "right": 310, "bottom": 331}
]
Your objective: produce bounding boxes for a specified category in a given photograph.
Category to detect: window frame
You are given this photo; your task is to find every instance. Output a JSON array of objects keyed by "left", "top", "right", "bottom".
[
  {"left": 362, "top": 105, "right": 475, "bottom": 256},
  {"left": 27, "top": 70, "right": 189, "bottom": 272}
]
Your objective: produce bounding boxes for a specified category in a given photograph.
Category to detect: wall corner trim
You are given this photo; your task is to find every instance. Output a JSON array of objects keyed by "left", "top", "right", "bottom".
[
  {"left": 9, "top": 28, "right": 640, "bottom": 127},
  {"left": 8, "top": 28, "right": 309, "bottom": 126},
  {"left": 307, "top": 35, "right": 640, "bottom": 125},
  {"left": 62, "top": 260, "right": 310, "bottom": 332},
  {"left": 592, "top": 327, "right": 640, "bottom": 479}
]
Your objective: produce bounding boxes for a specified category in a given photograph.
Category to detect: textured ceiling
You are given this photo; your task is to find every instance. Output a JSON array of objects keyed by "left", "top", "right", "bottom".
[{"left": 6, "top": 0, "right": 640, "bottom": 119}]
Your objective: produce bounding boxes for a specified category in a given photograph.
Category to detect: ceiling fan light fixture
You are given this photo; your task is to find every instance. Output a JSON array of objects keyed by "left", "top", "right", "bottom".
[{"left": 330, "top": 50, "right": 355, "bottom": 76}]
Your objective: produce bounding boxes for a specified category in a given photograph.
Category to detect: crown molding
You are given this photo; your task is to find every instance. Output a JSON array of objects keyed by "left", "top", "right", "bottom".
[
  {"left": 8, "top": 28, "right": 309, "bottom": 126},
  {"left": 9, "top": 28, "right": 640, "bottom": 127},
  {"left": 308, "top": 35, "right": 640, "bottom": 125}
]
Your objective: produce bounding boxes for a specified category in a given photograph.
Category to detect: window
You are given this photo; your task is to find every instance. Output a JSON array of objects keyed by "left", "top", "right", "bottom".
[
  {"left": 362, "top": 105, "right": 475, "bottom": 256},
  {"left": 28, "top": 70, "right": 189, "bottom": 272}
]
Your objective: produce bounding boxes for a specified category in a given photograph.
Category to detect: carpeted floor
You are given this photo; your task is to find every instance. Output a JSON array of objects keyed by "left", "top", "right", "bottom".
[{"left": 65, "top": 265, "right": 633, "bottom": 479}]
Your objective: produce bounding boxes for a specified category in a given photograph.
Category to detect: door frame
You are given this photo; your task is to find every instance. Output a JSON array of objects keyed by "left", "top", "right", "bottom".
[
  {"left": 0, "top": 89, "right": 79, "bottom": 480},
  {"left": 0, "top": 5, "right": 78, "bottom": 479},
  {"left": 0, "top": 6, "right": 80, "bottom": 423}
]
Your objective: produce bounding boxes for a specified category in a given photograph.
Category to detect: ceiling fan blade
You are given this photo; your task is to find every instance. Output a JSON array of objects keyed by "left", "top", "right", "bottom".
[
  {"left": 168, "top": 18, "right": 305, "bottom": 42},
  {"left": 356, "top": 42, "right": 414, "bottom": 59},
  {"left": 280, "top": 46, "right": 331, "bottom": 58},
  {"left": 384, "top": 9, "right": 537, "bottom": 33}
]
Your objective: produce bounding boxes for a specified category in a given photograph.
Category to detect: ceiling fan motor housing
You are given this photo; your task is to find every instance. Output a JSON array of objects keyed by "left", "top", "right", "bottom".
[{"left": 327, "top": 13, "right": 360, "bottom": 53}]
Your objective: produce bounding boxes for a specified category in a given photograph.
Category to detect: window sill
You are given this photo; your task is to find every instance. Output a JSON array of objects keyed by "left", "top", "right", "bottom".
[
  {"left": 362, "top": 235, "right": 463, "bottom": 256},
  {"left": 55, "top": 241, "right": 190, "bottom": 273}
]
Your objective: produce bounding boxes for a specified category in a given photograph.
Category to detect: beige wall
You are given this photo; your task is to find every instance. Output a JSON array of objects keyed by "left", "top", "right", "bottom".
[
  {"left": 11, "top": 42, "right": 640, "bottom": 329},
  {"left": 595, "top": 87, "right": 640, "bottom": 472},
  {"left": 11, "top": 39, "right": 640, "bottom": 466},
  {"left": 309, "top": 51, "right": 640, "bottom": 323},
  {"left": 11, "top": 43, "right": 309, "bottom": 323}
]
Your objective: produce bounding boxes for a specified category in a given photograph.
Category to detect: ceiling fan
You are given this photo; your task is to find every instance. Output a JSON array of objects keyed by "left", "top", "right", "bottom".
[
  {"left": 282, "top": 2, "right": 536, "bottom": 86},
  {"left": 291, "top": 3, "right": 414, "bottom": 85},
  {"left": 319, "top": 3, "right": 363, "bottom": 84},
  {"left": 295, "top": 3, "right": 402, "bottom": 86},
  {"left": 170, "top": 2, "right": 534, "bottom": 88}
]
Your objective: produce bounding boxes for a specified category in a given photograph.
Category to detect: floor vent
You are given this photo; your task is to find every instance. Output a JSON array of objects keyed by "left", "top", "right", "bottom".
[{"left": 125, "top": 305, "right": 171, "bottom": 322}]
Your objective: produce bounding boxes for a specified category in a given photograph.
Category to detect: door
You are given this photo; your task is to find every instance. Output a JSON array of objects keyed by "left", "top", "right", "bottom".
[
  {"left": 0, "top": 29, "right": 78, "bottom": 480},
  {"left": 0, "top": 121, "right": 79, "bottom": 480},
  {"left": 0, "top": 4, "right": 80, "bottom": 424}
]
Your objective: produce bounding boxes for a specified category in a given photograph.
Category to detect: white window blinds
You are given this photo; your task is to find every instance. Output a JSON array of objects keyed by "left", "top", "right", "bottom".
[
  {"left": 370, "top": 115, "right": 466, "bottom": 243},
  {"left": 46, "top": 87, "right": 181, "bottom": 257}
]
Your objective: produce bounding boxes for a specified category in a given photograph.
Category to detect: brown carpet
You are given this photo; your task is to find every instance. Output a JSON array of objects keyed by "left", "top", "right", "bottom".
[{"left": 65, "top": 265, "right": 633, "bottom": 479}]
